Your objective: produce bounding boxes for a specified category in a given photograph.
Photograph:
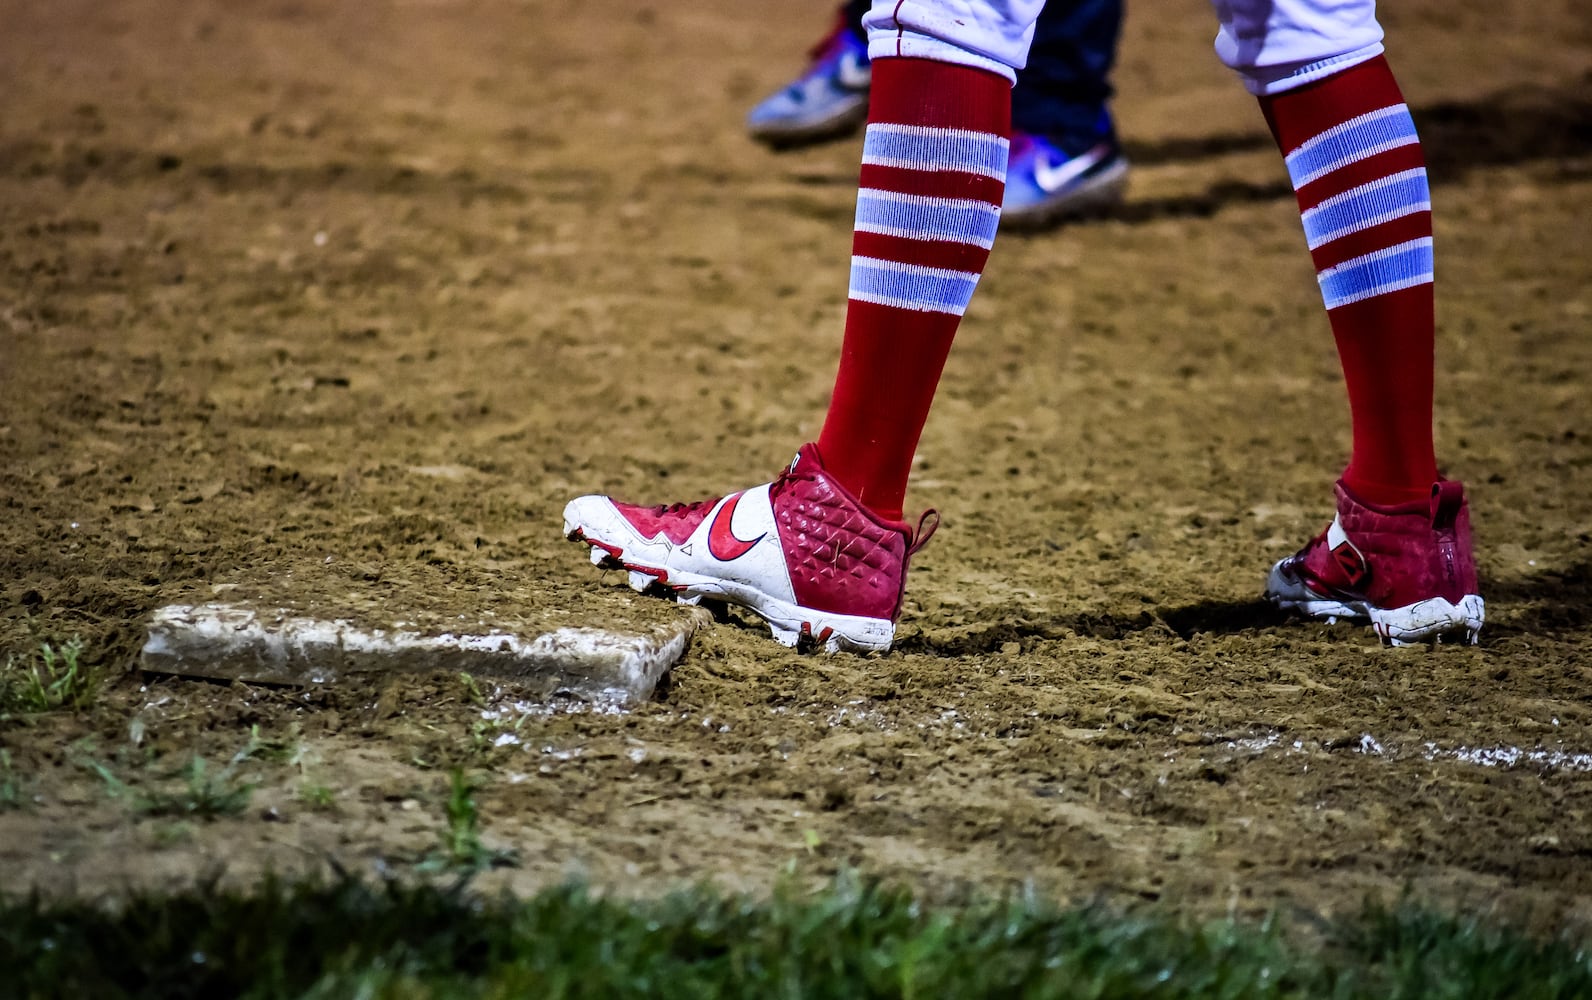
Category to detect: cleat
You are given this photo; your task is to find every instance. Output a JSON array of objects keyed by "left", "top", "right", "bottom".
[
  {"left": 563, "top": 444, "right": 937, "bottom": 654},
  {"left": 746, "top": 15, "right": 871, "bottom": 148},
  {"left": 1266, "top": 480, "right": 1485, "bottom": 645},
  {"left": 1002, "top": 122, "right": 1130, "bottom": 230},
  {"left": 675, "top": 592, "right": 703, "bottom": 607}
]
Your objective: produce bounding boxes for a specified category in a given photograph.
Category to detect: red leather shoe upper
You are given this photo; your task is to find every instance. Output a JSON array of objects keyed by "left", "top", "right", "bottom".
[
  {"left": 612, "top": 498, "right": 719, "bottom": 545},
  {"left": 1290, "top": 480, "right": 1479, "bottom": 609},
  {"left": 770, "top": 446, "right": 934, "bottom": 622}
]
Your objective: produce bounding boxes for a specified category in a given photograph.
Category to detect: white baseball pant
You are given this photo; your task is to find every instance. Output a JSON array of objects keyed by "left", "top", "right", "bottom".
[{"left": 863, "top": 0, "right": 1385, "bottom": 95}]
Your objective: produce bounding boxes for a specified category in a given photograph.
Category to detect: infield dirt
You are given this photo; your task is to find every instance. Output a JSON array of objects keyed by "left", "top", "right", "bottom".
[{"left": 2, "top": 0, "right": 1590, "bottom": 932}]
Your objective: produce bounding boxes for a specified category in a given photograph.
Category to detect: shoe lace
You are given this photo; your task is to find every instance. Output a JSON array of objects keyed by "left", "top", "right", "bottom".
[
  {"left": 908, "top": 509, "right": 939, "bottom": 555},
  {"left": 768, "top": 465, "right": 797, "bottom": 503}
]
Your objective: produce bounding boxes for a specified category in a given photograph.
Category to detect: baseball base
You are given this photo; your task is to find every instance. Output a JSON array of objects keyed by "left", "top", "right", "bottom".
[{"left": 140, "top": 602, "right": 702, "bottom": 705}]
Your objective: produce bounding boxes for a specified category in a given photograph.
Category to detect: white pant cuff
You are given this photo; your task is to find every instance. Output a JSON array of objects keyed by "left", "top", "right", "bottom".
[
  {"left": 1238, "top": 43, "right": 1385, "bottom": 96},
  {"left": 865, "top": 31, "right": 1019, "bottom": 85}
]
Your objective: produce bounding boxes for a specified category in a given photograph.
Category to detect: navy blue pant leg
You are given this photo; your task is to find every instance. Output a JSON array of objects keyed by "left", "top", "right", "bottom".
[
  {"left": 845, "top": 0, "right": 1123, "bottom": 149},
  {"left": 1014, "top": 0, "right": 1123, "bottom": 150}
]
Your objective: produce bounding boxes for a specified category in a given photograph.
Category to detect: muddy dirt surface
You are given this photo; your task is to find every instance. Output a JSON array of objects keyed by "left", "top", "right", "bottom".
[{"left": 2, "top": 0, "right": 1590, "bottom": 930}]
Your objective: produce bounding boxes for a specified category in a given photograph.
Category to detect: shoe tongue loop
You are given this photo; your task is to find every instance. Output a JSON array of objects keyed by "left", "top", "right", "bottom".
[
  {"left": 908, "top": 509, "right": 940, "bottom": 555},
  {"left": 1430, "top": 481, "right": 1464, "bottom": 530}
]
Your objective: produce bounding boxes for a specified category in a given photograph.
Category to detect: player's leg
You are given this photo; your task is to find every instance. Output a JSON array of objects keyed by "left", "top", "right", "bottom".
[
  {"left": 566, "top": 1, "right": 1039, "bottom": 653},
  {"left": 815, "top": 53, "right": 1014, "bottom": 522},
  {"left": 1004, "top": 0, "right": 1131, "bottom": 226},
  {"left": 1213, "top": 0, "right": 1483, "bottom": 642}
]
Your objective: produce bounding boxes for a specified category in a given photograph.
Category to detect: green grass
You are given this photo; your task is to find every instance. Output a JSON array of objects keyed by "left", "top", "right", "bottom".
[
  {"left": 418, "top": 769, "right": 519, "bottom": 875},
  {"left": 81, "top": 751, "right": 256, "bottom": 820},
  {"left": 0, "top": 874, "right": 1586, "bottom": 999},
  {"left": 0, "top": 749, "right": 24, "bottom": 810},
  {"left": 138, "top": 755, "right": 256, "bottom": 819},
  {"left": 1, "top": 637, "right": 95, "bottom": 717},
  {"left": 297, "top": 781, "right": 336, "bottom": 811}
]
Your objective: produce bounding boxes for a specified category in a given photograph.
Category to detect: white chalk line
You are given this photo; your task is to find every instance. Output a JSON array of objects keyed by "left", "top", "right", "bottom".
[{"left": 1210, "top": 731, "right": 1592, "bottom": 774}]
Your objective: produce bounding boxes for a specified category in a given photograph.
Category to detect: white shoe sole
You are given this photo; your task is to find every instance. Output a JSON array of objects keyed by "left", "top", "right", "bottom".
[
  {"left": 1267, "top": 564, "right": 1485, "bottom": 646},
  {"left": 564, "top": 519, "right": 895, "bottom": 655},
  {"left": 747, "top": 98, "right": 868, "bottom": 147}
]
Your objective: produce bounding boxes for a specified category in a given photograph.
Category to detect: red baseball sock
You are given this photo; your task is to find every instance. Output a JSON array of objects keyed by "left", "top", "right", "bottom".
[
  {"left": 816, "top": 57, "right": 1011, "bottom": 521},
  {"left": 1262, "top": 56, "right": 1439, "bottom": 506}
]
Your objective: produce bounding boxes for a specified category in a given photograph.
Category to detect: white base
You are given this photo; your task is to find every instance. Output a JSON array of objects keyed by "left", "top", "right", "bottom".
[{"left": 141, "top": 603, "right": 696, "bottom": 703}]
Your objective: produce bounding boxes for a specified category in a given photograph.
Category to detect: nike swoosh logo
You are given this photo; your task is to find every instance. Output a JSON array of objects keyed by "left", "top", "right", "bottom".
[
  {"left": 836, "top": 50, "right": 872, "bottom": 91},
  {"left": 707, "top": 492, "right": 765, "bottom": 562},
  {"left": 1032, "top": 145, "right": 1107, "bottom": 194}
]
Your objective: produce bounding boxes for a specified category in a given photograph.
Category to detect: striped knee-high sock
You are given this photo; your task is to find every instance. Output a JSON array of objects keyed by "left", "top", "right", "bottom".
[
  {"left": 1263, "top": 55, "right": 1439, "bottom": 505},
  {"left": 817, "top": 57, "right": 1011, "bottom": 521}
]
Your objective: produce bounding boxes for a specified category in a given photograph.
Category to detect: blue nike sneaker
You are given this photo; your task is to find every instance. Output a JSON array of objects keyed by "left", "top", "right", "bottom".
[
  {"left": 747, "top": 17, "right": 871, "bottom": 148},
  {"left": 1002, "top": 121, "right": 1130, "bottom": 229}
]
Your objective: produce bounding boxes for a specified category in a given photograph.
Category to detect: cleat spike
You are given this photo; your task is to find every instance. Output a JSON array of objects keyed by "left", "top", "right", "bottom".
[
  {"left": 627, "top": 570, "right": 653, "bottom": 591},
  {"left": 675, "top": 591, "right": 703, "bottom": 607},
  {"left": 769, "top": 624, "right": 800, "bottom": 648},
  {"left": 589, "top": 546, "right": 608, "bottom": 567}
]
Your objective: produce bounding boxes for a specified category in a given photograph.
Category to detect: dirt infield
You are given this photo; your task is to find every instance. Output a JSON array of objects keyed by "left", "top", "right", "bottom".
[{"left": 2, "top": 0, "right": 1590, "bottom": 929}]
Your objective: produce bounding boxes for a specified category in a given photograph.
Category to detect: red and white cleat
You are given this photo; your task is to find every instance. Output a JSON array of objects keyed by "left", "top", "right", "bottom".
[
  {"left": 563, "top": 445, "right": 936, "bottom": 654},
  {"left": 1266, "top": 480, "right": 1485, "bottom": 645}
]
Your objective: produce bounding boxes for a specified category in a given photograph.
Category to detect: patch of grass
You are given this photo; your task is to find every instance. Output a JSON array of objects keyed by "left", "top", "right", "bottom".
[
  {"left": 0, "top": 750, "right": 24, "bottom": 810},
  {"left": 80, "top": 756, "right": 134, "bottom": 800},
  {"left": 298, "top": 781, "right": 337, "bottom": 812},
  {"left": 80, "top": 751, "right": 256, "bottom": 820},
  {"left": 419, "top": 769, "right": 519, "bottom": 875},
  {"left": 0, "top": 874, "right": 1587, "bottom": 999},
  {"left": 458, "top": 671, "right": 488, "bottom": 707},
  {"left": 413, "top": 712, "right": 526, "bottom": 774},
  {"left": 0, "top": 637, "right": 95, "bottom": 717},
  {"left": 233, "top": 724, "right": 300, "bottom": 766},
  {"left": 138, "top": 755, "right": 256, "bottom": 819}
]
